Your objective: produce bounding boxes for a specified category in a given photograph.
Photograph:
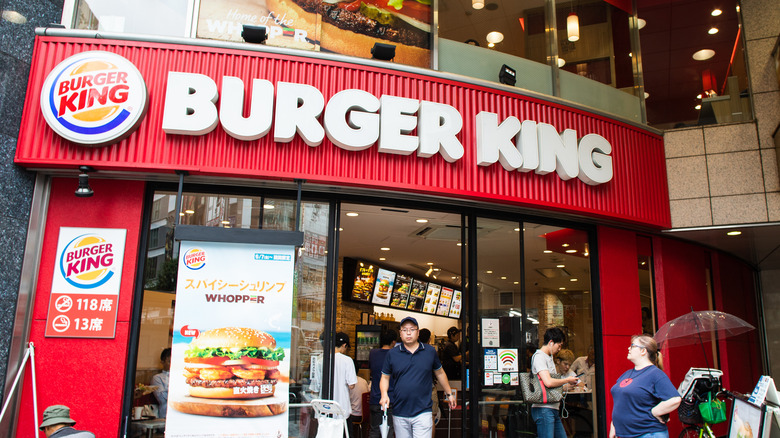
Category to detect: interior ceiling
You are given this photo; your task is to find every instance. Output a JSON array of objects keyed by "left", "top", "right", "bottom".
[
  {"left": 437, "top": 0, "right": 741, "bottom": 128},
  {"left": 338, "top": 204, "right": 592, "bottom": 295}
]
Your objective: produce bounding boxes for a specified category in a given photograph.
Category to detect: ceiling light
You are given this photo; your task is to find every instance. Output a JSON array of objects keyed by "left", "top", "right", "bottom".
[
  {"left": 456, "top": 242, "right": 462, "bottom": 246},
  {"left": 379, "top": 257, "right": 386, "bottom": 261},
  {"left": 416, "top": 219, "right": 428, "bottom": 223},
  {"left": 692, "top": 49, "right": 715, "bottom": 61},
  {"left": 565, "top": 249, "right": 577, "bottom": 253},
  {"left": 486, "top": 270, "right": 493, "bottom": 274},
  {"left": 339, "top": 227, "right": 343, "bottom": 231},
  {"left": 501, "top": 276, "right": 507, "bottom": 280},
  {"left": 221, "top": 220, "right": 230, "bottom": 224},
  {"left": 486, "top": 31, "right": 504, "bottom": 44},
  {"left": 559, "top": 287, "right": 566, "bottom": 290},
  {"left": 488, "top": 42, "right": 495, "bottom": 48},
  {"left": 472, "top": 0, "right": 484, "bottom": 9},
  {"left": 380, "top": 247, "right": 390, "bottom": 251},
  {"left": 543, "top": 250, "right": 552, "bottom": 254},
  {"left": 427, "top": 262, "right": 434, "bottom": 265},
  {"left": 644, "top": 92, "right": 650, "bottom": 99},
  {"left": 433, "top": 268, "right": 440, "bottom": 271},
  {"left": 567, "top": 13, "right": 580, "bottom": 42},
  {"left": 557, "top": 58, "right": 566, "bottom": 67},
  {"left": 2, "top": 10, "right": 27, "bottom": 24},
  {"left": 557, "top": 264, "right": 565, "bottom": 268},
  {"left": 697, "top": 94, "right": 702, "bottom": 99},
  {"left": 570, "top": 278, "right": 578, "bottom": 282},
  {"left": 629, "top": 52, "right": 633, "bottom": 57},
  {"left": 223, "top": 225, "right": 231, "bottom": 228},
  {"left": 727, "top": 231, "right": 742, "bottom": 236},
  {"left": 513, "top": 281, "right": 519, "bottom": 285},
  {"left": 185, "top": 209, "right": 195, "bottom": 214},
  {"left": 346, "top": 212, "right": 359, "bottom": 217},
  {"left": 263, "top": 204, "right": 275, "bottom": 209},
  {"left": 637, "top": 18, "right": 646, "bottom": 29},
  {"left": 425, "top": 267, "right": 434, "bottom": 276},
  {"left": 514, "top": 228, "right": 521, "bottom": 232},
  {"left": 179, "top": 212, "right": 184, "bottom": 216},
  {"left": 562, "top": 243, "right": 569, "bottom": 247},
  {"left": 735, "top": 5, "right": 739, "bottom": 12},
  {"left": 695, "top": 104, "right": 702, "bottom": 110},
  {"left": 452, "top": 276, "right": 457, "bottom": 280},
  {"left": 711, "top": 8, "right": 722, "bottom": 16},
  {"left": 708, "top": 27, "right": 719, "bottom": 34}
]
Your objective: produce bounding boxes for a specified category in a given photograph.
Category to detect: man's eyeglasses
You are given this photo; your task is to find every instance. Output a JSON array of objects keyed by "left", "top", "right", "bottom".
[{"left": 401, "top": 328, "right": 418, "bottom": 333}]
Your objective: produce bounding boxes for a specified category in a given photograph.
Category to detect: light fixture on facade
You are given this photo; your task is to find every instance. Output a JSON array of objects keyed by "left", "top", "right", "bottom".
[
  {"left": 2, "top": 10, "right": 27, "bottom": 24},
  {"left": 499, "top": 64, "right": 516, "bottom": 86},
  {"left": 637, "top": 18, "right": 646, "bottom": 29},
  {"left": 371, "top": 43, "right": 396, "bottom": 61},
  {"left": 567, "top": 13, "right": 580, "bottom": 42},
  {"left": 241, "top": 25, "right": 268, "bottom": 44},
  {"left": 708, "top": 27, "right": 719, "bottom": 34},
  {"left": 695, "top": 104, "right": 702, "bottom": 110},
  {"left": 711, "top": 8, "right": 722, "bottom": 16},
  {"left": 692, "top": 49, "right": 715, "bottom": 61},
  {"left": 74, "top": 165, "right": 95, "bottom": 198},
  {"left": 727, "top": 231, "right": 742, "bottom": 236},
  {"left": 558, "top": 58, "right": 566, "bottom": 67},
  {"left": 472, "top": 0, "right": 484, "bottom": 9}
]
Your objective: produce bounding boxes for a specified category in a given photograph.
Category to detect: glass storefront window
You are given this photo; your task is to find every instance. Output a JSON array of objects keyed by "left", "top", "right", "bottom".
[
  {"left": 72, "top": 0, "right": 189, "bottom": 36},
  {"left": 637, "top": 236, "right": 656, "bottom": 335},
  {"left": 132, "top": 190, "right": 328, "bottom": 437},
  {"left": 475, "top": 218, "right": 595, "bottom": 437}
]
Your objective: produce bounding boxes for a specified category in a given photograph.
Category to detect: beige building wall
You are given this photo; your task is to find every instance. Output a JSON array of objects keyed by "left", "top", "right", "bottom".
[{"left": 664, "top": 0, "right": 780, "bottom": 228}]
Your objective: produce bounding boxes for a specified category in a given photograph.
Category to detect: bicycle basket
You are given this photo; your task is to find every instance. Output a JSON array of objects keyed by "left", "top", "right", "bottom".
[{"left": 678, "top": 396, "right": 703, "bottom": 425}]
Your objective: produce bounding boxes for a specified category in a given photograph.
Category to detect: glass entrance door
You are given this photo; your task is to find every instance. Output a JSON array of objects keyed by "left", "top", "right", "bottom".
[{"left": 473, "top": 218, "right": 596, "bottom": 438}]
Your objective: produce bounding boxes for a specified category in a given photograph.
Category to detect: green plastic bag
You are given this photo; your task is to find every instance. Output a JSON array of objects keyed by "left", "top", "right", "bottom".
[{"left": 698, "top": 392, "right": 727, "bottom": 424}]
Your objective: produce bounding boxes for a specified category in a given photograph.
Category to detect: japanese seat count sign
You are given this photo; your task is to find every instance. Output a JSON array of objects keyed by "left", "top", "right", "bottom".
[
  {"left": 166, "top": 240, "right": 294, "bottom": 438},
  {"left": 45, "top": 227, "right": 127, "bottom": 338}
]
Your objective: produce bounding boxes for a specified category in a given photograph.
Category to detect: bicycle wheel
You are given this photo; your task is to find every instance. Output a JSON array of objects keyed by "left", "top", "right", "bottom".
[{"left": 679, "top": 425, "right": 701, "bottom": 438}]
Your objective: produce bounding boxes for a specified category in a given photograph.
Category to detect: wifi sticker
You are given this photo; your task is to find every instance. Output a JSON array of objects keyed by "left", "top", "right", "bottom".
[{"left": 497, "top": 348, "right": 518, "bottom": 372}]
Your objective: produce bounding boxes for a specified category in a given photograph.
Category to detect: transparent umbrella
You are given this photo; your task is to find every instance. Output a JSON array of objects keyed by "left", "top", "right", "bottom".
[{"left": 653, "top": 309, "right": 755, "bottom": 369}]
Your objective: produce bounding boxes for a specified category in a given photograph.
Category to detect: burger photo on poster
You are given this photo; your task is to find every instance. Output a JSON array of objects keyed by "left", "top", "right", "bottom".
[
  {"left": 182, "top": 327, "right": 285, "bottom": 400},
  {"left": 267, "top": 0, "right": 432, "bottom": 67}
]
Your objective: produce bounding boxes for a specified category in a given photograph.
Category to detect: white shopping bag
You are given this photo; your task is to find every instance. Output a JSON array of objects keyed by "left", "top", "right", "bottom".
[
  {"left": 311, "top": 399, "right": 349, "bottom": 438},
  {"left": 379, "top": 408, "right": 389, "bottom": 438}
]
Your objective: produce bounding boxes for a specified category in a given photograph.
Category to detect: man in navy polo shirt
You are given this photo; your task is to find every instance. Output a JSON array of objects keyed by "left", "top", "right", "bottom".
[{"left": 379, "top": 317, "right": 457, "bottom": 438}]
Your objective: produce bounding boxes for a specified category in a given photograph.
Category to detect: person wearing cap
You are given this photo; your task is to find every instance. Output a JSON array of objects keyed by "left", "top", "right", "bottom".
[
  {"left": 39, "top": 405, "right": 95, "bottom": 438},
  {"left": 333, "top": 332, "right": 358, "bottom": 436},
  {"left": 379, "top": 316, "right": 456, "bottom": 438},
  {"left": 440, "top": 326, "right": 462, "bottom": 380}
]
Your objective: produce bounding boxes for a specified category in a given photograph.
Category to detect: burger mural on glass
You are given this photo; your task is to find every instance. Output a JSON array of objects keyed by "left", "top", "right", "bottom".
[{"left": 170, "top": 327, "right": 288, "bottom": 417}]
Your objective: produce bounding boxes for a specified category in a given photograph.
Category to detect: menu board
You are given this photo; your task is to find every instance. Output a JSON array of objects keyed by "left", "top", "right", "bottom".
[
  {"left": 371, "top": 269, "right": 396, "bottom": 306},
  {"left": 436, "top": 287, "right": 454, "bottom": 316},
  {"left": 449, "top": 290, "right": 463, "bottom": 318},
  {"left": 350, "top": 262, "right": 377, "bottom": 302},
  {"left": 406, "top": 279, "right": 427, "bottom": 312},
  {"left": 390, "top": 274, "right": 412, "bottom": 309},
  {"left": 422, "top": 283, "right": 442, "bottom": 314}
]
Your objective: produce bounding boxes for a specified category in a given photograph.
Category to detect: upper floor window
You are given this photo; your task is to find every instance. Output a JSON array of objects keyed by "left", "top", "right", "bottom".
[{"left": 72, "top": 0, "right": 189, "bottom": 37}]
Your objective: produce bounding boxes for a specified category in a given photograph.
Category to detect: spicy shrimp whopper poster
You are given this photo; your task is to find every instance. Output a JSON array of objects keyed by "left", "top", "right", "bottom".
[{"left": 166, "top": 240, "right": 295, "bottom": 438}]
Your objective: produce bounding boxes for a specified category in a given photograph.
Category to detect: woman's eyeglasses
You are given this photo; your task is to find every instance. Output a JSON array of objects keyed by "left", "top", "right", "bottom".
[{"left": 628, "top": 344, "right": 646, "bottom": 350}]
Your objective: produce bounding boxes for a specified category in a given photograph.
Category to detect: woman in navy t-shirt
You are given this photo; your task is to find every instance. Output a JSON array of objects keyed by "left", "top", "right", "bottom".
[{"left": 610, "top": 335, "right": 681, "bottom": 438}]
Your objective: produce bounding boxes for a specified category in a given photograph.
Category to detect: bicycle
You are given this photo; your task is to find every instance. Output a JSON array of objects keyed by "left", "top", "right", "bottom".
[{"left": 678, "top": 390, "right": 733, "bottom": 438}]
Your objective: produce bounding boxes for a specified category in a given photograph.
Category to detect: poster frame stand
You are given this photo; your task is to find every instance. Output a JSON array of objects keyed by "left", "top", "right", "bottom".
[{"left": 0, "top": 342, "right": 37, "bottom": 437}]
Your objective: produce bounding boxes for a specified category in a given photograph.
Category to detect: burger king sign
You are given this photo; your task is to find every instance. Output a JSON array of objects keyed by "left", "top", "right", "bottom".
[{"left": 40, "top": 51, "right": 148, "bottom": 146}]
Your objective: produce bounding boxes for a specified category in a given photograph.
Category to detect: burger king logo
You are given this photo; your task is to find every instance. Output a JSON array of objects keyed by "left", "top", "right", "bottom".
[
  {"left": 40, "top": 51, "right": 148, "bottom": 146},
  {"left": 184, "top": 248, "right": 207, "bottom": 270},
  {"left": 59, "top": 233, "right": 117, "bottom": 289}
]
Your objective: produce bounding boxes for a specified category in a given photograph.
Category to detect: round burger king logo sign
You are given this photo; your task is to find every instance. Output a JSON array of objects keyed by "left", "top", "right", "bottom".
[
  {"left": 40, "top": 51, "right": 148, "bottom": 146},
  {"left": 59, "top": 233, "right": 116, "bottom": 289},
  {"left": 183, "top": 248, "right": 207, "bottom": 270}
]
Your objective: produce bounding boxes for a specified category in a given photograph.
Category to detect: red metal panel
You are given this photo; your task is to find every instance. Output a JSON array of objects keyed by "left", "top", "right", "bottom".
[
  {"left": 16, "top": 36, "right": 671, "bottom": 228},
  {"left": 17, "top": 178, "right": 145, "bottom": 438}
]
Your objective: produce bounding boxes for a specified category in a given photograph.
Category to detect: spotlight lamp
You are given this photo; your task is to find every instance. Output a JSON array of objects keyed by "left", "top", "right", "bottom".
[
  {"left": 75, "top": 165, "right": 95, "bottom": 198},
  {"left": 241, "top": 24, "right": 268, "bottom": 44},
  {"left": 371, "top": 42, "right": 396, "bottom": 61},
  {"left": 499, "top": 64, "right": 517, "bottom": 86}
]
